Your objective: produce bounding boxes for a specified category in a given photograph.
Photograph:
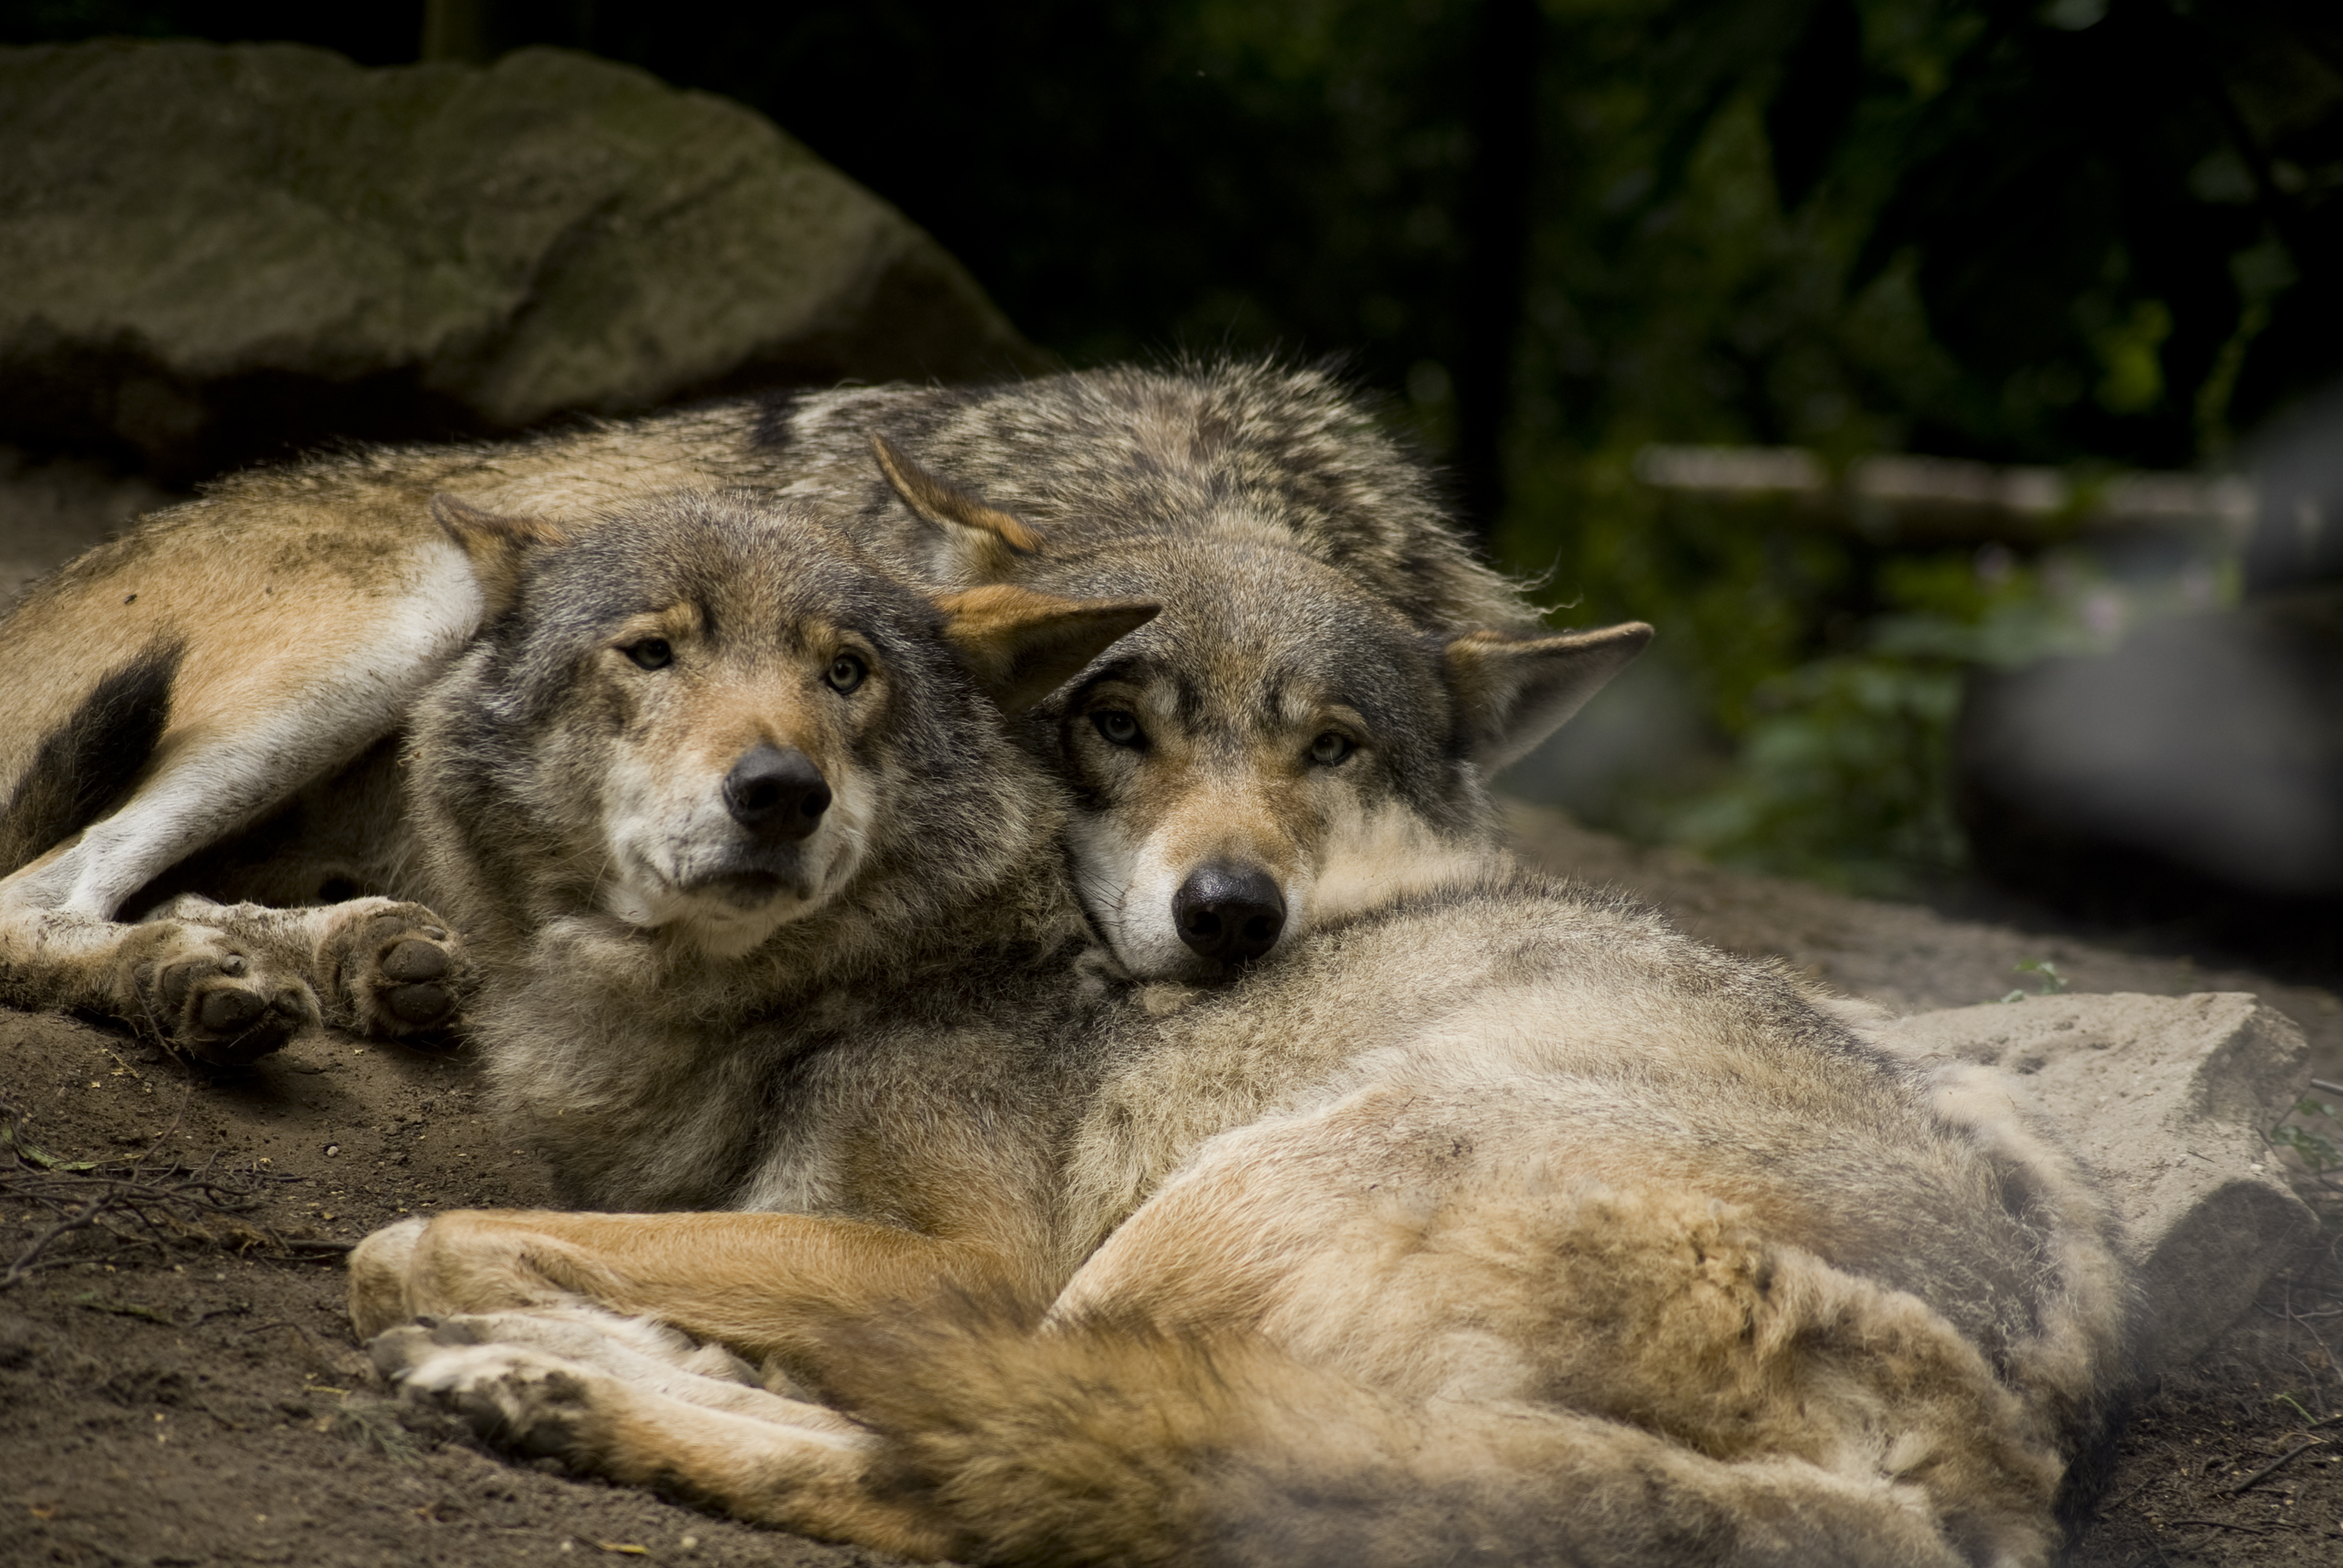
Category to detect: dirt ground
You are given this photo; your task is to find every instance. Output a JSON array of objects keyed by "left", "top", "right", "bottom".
[
  {"left": 3, "top": 808, "right": 2339, "bottom": 1567},
  {"left": 7, "top": 457, "right": 2343, "bottom": 1563}
]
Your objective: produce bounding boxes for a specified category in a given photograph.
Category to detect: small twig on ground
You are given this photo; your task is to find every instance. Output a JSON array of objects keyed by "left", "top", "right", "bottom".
[
  {"left": 75, "top": 1297, "right": 252, "bottom": 1330},
  {"left": 94, "top": 1040, "right": 143, "bottom": 1080},
  {"left": 1, "top": 1097, "right": 324, "bottom": 1285},
  {"left": 2093, "top": 1473, "right": 2161, "bottom": 1517},
  {"left": 2168, "top": 1518, "right": 2273, "bottom": 1535},
  {"left": 3, "top": 1196, "right": 111, "bottom": 1288},
  {"left": 2217, "top": 1437, "right": 2324, "bottom": 1495}
]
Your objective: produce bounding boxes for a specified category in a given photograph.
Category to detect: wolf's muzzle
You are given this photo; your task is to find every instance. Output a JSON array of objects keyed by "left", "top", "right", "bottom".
[
  {"left": 1173, "top": 864, "right": 1286, "bottom": 963},
  {"left": 724, "top": 745, "right": 832, "bottom": 843}
]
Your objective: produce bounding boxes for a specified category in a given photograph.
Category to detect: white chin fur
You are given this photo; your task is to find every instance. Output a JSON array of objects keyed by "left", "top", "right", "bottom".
[
  {"left": 599, "top": 770, "right": 871, "bottom": 959},
  {"left": 601, "top": 876, "right": 817, "bottom": 959}
]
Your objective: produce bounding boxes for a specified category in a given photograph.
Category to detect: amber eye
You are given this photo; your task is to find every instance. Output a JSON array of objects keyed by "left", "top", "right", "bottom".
[
  {"left": 826, "top": 653, "right": 867, "bottom": 694},
  {"left": 624, "top": 638, "right": 673, "bottom": 670},
  {"left": 1308, "top": 731, "right": 1355, "bottom": 766},
  {"left": 1092, "top": 710, "right": 1146, "bottom": 748}
]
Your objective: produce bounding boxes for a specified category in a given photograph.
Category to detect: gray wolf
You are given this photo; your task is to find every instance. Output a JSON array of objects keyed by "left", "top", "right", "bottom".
[
  {"left": 860, "top": 442, "right": 1648, "bottom": 982},
  {"left": 347, "top": 527, "right": 2134, "bottom": 1565},
  {"left": 434, "top": 488, "right": 1640, "bottom": 1212},
  {"left": 0, "top": 361, "right": 1567, "bottom": 1061}
]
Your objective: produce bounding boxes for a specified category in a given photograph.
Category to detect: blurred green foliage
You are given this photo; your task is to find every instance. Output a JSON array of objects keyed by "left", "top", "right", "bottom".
[
  {"left": 1502, "top": 0, "right": 2338, "bottom": 893},
  {"left": 6, "top": 0, "right": 2341, "bottom": 893}
]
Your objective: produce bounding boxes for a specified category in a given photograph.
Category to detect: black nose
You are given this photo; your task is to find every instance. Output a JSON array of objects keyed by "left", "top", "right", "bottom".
[
  {"left": 1173, "top": 864, "right": 1286, "bottom": 962},
  {"left": 723, "top": 745, "right": 831, "bottom": 841}
]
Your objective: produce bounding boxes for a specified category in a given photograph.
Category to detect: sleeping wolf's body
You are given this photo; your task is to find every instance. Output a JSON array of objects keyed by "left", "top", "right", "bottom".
[
  {"left": 0, "top": 362, "right": 1543, "bottom": 1061},
  {"left": 348, "top": 511, "right": 2134, "bottom": 1568}
]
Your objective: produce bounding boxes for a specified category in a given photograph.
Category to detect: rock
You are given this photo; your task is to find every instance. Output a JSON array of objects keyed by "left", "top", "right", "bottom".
[
  {"left": 0, "top": 41, "right": 1043, "bottom": 480},
  {"left": 1886, "top": 991, "right": 2315, "bottom": 1376},
  {"left": 1955, "top": 593, "right": 2343, "bottom": 911}
]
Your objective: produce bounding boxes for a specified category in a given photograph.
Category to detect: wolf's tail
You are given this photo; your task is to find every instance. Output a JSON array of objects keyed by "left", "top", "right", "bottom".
[
  {"left": 0, "top": 639, "right": 181, "bottom": 877},
  {"left": 821, "top": 1304, "right": 2021, "bottom": 1568}
]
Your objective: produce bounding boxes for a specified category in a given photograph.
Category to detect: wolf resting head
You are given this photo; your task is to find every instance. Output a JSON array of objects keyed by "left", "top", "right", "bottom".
[
  {"left": 416, "top": 491, "right": 1152, "bottom": 965},
  {"left": 870, "top": 436, "right": 1652, "bottom": 983}
]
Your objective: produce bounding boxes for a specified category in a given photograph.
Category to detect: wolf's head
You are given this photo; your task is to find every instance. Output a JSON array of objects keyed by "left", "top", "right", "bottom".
[
  {"left": 413, "top": 491, "right": 1153, "bottom": 967},
  {"left": 871, "top": 437, "right": 1650, "bottom": 982}
]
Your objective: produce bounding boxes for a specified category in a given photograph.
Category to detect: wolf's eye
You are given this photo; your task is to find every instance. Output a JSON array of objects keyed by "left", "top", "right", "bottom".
[
  {"left": 1308, "top": 731, "right": 1355, "bottom": 766},
  {"left": 826, "top": 653, "right": 867, "bottom": 694},
  {"left": 624, "top": 638, "right": 673, "bottom": 670},
  {"left": 1093, "top": 710, "right": 1146, "bottom": 748}
]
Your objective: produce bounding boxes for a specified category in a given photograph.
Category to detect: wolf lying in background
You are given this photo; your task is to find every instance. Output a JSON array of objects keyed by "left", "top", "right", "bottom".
[
  {"left": 349, "top": 508, "right": 2135, "bottom": 1567},
  {"left": 0, "top": 362, "right": 1547, "bottom": 1062},
  {"left": 855, "top": 445, "right": 1645, "bottom": 984}
]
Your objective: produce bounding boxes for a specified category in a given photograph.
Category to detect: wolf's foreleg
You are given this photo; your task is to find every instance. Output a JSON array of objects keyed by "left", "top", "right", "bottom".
[
  {"left": 0, "top": 895, "right": 468, "bottom": 1064},
  {"left": 372, "top": 1308, "right": 769, "bottom": 1408},
  {"left": 0, "top": 904, "right": 319, "bottom": 1064},
  {"left": 375, "top": 1331, "right": 954, "bottom": 1558},
  {"left": 349, "top": 1209, "right": 1033, "bottom": 1382},
  {"left": 150, "top": 895, "right": 471, "bottom": 1040}
]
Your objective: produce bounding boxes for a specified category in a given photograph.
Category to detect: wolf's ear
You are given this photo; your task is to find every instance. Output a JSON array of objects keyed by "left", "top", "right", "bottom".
[
  {"left": 936, "top": 585, "right": 1158, "bottom": 713},
  {"left": 1444, "top": 621, "right": 1653, "bottom": 769},
  {"left": 872, "top": 433, "right": 1044, "bottom": 579},
  {"left": 431, "top": 494, "right": 570, "bottom": 616}
]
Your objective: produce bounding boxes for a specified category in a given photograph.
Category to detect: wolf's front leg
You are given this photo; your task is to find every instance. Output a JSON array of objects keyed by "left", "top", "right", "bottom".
[
  {"left": 349, "top": 1209, "right": 1035, "bottom": 1379},
  {"left": 158, "top": 894, "right": 471, "bottom": 1040},
  {"left": 0, "top": 895, "right": 469, "bottom": 1065},
  {"left": 375, "top": 1328, "right": 955, "bottom": 1558},
  {"left": 0, "top": 902, "right": 320, "bottom": 1065}
]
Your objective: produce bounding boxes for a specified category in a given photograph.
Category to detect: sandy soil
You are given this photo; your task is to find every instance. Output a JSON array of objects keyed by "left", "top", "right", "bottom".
[{"left": 4, "top": 807, "right": 2340, "bottom": 1566}]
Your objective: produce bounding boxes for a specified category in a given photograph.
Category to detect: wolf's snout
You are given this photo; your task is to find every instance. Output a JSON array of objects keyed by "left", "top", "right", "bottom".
[
  {"left": 1173, "top": 866, "right": 1286, "bottom": 962},
  {"left": 723, "top": 745, "right": 832, "bottom": 841}
]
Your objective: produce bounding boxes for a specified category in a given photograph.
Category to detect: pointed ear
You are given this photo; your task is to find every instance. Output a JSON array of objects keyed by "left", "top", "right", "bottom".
[
  {"left": 935, "top": 585, "right": 1158, "bottom": 713},
  {"left": 431, "top": 493, "right": 570, "bottom": 616},
  {"left": 872, "top": 433, "right": 1044, "bottom": 579},
  {"left": 1445, "top": 621, "right": 1653, "bottom": 769}
]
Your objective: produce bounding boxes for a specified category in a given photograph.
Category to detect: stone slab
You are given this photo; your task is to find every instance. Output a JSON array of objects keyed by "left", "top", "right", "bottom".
[{"left": 1885, "top": 991, "right": 2315, "bottom": 1375}]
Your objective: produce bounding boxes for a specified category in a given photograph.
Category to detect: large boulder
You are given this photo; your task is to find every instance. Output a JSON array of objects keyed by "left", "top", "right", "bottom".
[
  {"left": 0, "top": 41, "right": 1043, "bottom": 480},
  {"left": 1956, "top": 595, "right": 2343, "bottom": 907},
  {"left": 1886, "top": 991, "right": 2315, "bottom": 1376}
]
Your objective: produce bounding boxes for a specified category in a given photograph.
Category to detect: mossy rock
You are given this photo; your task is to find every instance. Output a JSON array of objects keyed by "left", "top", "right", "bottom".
[{"left": 0, "top": 40, "right": 1043, "bottom": 479}]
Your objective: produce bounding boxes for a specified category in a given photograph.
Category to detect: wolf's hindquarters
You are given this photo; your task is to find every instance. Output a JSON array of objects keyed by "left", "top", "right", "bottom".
[
  {"left": 0, "top": 638, "right": 183, "bottom": 878},
  {"left": 816, "top": 1307, "right": 2044, "bottom": 1568}
]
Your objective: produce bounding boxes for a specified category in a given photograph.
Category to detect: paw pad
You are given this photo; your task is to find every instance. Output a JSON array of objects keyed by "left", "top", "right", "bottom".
[
  {"left": 151, "top": 952, "right": 313, "bottom": 1067},
  {"left": 335, "top": 907, "right": 470, "bottom": 1039}
]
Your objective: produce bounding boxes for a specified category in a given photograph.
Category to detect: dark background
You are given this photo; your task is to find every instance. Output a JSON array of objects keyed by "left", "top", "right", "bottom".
[{"left": 15, "top": 1, "right": 2340, "bottom": 512}]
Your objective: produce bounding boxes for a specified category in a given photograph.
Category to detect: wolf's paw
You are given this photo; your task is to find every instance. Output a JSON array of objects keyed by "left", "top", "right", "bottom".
[
  {"left": 121, "top": 922, "right": 316, "bottom": 1066},
  {"left": 347, "top": 1215, "right": 433, "bottom": 1340},
  {"left": 422, "top": 1307, "right": 761, "bottom": 1386},
  {"left": 320, "top": 903, "right": 471, "bottom": 1040},
  {"left": 373, "top": 1329, "right": 603, "bottom": 1462}
]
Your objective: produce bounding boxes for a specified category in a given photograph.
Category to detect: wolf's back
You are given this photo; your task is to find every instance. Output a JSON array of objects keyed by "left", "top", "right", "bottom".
[
  {"left": 767, "top": 360, "right": 1537, "bottom": 636},
  {"left": 824, "top": 1307, "right": 2010, "bottom": 1568}
]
